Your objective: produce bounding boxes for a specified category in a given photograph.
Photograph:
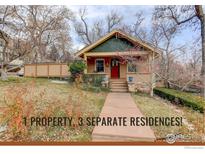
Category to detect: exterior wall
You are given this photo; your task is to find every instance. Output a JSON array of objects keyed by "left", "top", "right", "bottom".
[
  {"left": 87, "top": 62, "right": 95, "bottom": 73},
  {"left": 86, "top": 55, "right": 153, "bottom": 93},
  {"left": 120, "top": 63, "right": 127, "bottom": 78},
  {"left": 24, "top": 63, "right": 69, "bottom": 77},
  {"left": 127, "top": 73, "right": 151, "bottom": 83},
  {"left": 87, "top": 57, "right": 111, "bottom": 77},
  {"left": 127, "top": 73, "right": 152, "bottom": 93},
  {"left": 86, "top": 56, "right": 150, "bottom": 79}
]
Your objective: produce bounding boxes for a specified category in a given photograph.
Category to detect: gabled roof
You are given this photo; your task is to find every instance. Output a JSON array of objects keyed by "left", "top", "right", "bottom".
[{"left": 75, "top": 30, "right": 160, "bottom": 57}]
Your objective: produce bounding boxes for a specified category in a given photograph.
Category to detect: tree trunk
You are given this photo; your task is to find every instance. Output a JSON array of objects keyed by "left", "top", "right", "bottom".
[
  {"left": 0, "top": 67, "right": 8, "bottom": 80},
  {"left": 201, "top": 14, "right": 205, "bottom": 98},
  {"left": 164, "top": 79, "right": 170, "bottom": 88},
  {"left": 0, "top": 43, "right": 8, "bottom": 80}
]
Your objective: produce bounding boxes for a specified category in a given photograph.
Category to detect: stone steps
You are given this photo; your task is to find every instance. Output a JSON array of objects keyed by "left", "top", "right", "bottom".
[{"left": 110, "top": 79, "right": 128, "bottom": 92}]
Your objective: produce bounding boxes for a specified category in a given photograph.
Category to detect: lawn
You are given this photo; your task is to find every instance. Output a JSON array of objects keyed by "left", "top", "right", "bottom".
[
  {"left": 0, "top": 77, "right": 107, "bottom": 142},
  {"left": 132, "top": 93, "right": 204, "bottom": 142},
  {"left": 0, "top": 77, "right": 204, "bottom": 142}
]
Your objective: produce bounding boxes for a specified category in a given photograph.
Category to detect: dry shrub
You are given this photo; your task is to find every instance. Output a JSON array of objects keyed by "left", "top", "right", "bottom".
[
  {"left": 2, "top": 84, "right": 33, "bottom": 140},
  {"left": 0, "top": 80, "right": 98, "bottom": 141}
]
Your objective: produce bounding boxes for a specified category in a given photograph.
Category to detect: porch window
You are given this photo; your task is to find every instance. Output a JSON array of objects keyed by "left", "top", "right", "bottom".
[
  {"left": 95, "top": 59, "right": 104, "bottom": 72},
  {"left": 127, "top": 62, "right": 137, "bottom": 73}
]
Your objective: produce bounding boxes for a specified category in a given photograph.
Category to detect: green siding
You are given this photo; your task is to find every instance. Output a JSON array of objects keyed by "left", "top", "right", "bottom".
[{"left": 91, "top": 36, "right": 134, "bottom": 52}]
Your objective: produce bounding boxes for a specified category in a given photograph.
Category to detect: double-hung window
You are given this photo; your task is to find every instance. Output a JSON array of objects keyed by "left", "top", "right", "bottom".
[{"left": 96, "top": 59, "right": 104, "bottom": 72}]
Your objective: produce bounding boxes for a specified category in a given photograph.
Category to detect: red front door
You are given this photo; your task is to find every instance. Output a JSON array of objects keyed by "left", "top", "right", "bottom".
[{"left": 111, "top": 59, "right": 119, "bottom": 78}]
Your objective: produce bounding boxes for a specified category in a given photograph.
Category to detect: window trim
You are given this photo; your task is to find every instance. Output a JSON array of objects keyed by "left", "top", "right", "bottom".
[
  {"left": 95, "top": 58, "right": 105, "bottom": 73},
  {"left": 127, "top": 61, "right": 137, "bottom": 73}
]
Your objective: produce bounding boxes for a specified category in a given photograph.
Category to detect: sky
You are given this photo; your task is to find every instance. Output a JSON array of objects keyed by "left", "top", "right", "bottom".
[
  {"left": 67, "top": 5, "right": 201, "bottom": 61},
  {"left": 68, "top": 5, "right": 155, "bottom": 49}
]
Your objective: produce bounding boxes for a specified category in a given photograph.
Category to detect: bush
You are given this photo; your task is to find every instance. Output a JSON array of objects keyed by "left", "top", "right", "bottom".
[
  {"left": 83, "top": 74, "right": 105, "bottom": 87},
  {"left": 81, "top": 84, "right": 101, "bottom": 93},
  {"left": 81, "top": 74, "right": 110, "bottom": 92},
  {"left": 68, "top": 60, "right": 86, "bottom": 81},
  {"left": 154, "top": 88, "right": 205, "bottom": 113}
]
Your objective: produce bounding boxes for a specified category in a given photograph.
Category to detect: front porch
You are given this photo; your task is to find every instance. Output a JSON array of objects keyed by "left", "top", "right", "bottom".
[{"left": 84, "top": 54, "right": 152, "bottom": 93}]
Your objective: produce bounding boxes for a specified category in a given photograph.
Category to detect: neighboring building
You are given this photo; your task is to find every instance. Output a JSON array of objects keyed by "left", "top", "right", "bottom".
[{"left": 75, "top": 30, "right": 160, "bottom": 92}]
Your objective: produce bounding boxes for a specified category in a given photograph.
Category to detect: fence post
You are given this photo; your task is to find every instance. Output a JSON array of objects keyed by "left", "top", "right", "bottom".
[
  {"left": 60, "top": 63, "right": 62, "bottom": 80},
  {"left": 47, "top": 64, "right": 49, "bottom": 79},
  {"left": 35, "top": 63, "right": 37, "bottom": 77},
  {"left": 24, "top": 65, "right": 26, "bottom": 77}
]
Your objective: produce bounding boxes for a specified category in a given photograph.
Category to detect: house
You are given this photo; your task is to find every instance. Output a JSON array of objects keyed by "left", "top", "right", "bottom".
[{"left": 76, "top": 30, "right": 160, "bottom": 92}]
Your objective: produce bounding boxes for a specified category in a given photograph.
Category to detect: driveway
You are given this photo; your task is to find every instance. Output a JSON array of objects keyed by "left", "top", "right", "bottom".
[{"left": 92, "top": 92, "right": 156, "bottom": 141}]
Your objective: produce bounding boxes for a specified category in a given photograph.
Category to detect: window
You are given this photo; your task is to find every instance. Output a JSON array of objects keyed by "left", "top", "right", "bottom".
[
  {"left": 96, "top": 59, "right": 104, "bottom": 72},
  {"left": 127, "top": 62, "right": 137, "bottom": 73}
]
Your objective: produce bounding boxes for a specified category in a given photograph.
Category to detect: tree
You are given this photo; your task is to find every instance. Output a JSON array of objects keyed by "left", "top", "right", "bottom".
[
  {"left": 74, "top": 7, "right": 123, "bottom": 45},
  {"left": 0, "top": 6, "right": 29, "bottom": 80},
  {"left": 14, "top": 6, "right": 73, "bottom": 63},
  {"left": 152, "top": 21, "right": 186, "bottom": 88},
  {"left": 0, "top": 5, "right": 73, "bottom": 80},
  {"left": 122, "top": 11, "right": 147, "bottom": 41},
  {"left": 153, "top": 5, "right": 205, "bottom": 98},
  {"left": 181, "top": 47, "right": 201, "bottom": 91}
]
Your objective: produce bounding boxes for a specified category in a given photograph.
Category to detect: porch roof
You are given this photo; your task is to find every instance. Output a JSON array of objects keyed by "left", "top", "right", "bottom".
[{"left": 85, "top": 51, "right": 149, "bottom": 57}]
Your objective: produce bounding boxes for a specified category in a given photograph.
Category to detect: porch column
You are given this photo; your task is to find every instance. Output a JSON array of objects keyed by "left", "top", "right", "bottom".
[{"left": 84, "top": 53, "right": 87, "bottom": 74}]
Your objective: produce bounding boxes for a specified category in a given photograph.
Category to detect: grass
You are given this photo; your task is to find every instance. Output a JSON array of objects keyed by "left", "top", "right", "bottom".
[
  {"left": 132, "top": 93, "right": 204, "bottom": 142},
  {"left": 0, "top": 77, "right": 107, "bottom": 141}
]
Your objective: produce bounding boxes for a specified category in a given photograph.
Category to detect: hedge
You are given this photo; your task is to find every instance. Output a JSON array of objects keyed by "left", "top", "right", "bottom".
[
  {"left": 154, "top": 88, "right": 205, "bottom": 113},
  {"left": 83, "top": 74, "right": 105, "bottom": 87}
]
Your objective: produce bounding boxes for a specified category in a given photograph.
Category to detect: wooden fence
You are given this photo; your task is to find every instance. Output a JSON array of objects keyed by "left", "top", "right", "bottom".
[{"left": 24, "top": 63, "right": 69, "bottom": 77}]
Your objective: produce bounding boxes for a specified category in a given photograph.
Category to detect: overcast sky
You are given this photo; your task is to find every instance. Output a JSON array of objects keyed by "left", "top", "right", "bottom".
[
  {"left": 67, "top": 5, "right": 200, "bottom": 60},
  {"left": 68, "top": 5, "right": 154, "bottom": 49}
]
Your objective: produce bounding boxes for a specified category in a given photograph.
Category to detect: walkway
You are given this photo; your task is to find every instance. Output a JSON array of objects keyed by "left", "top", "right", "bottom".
[{"left": 92, "top": 92, "right": 156, "bottom": 141}]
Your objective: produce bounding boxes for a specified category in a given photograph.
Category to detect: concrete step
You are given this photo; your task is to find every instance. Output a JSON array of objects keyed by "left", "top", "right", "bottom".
[
  {"left": 110, "top": 82, "right": 127, "bottom": 85},
  {"left": 110, "top": 83, "right": 127, "bottom": 86},
  {"left": 110, "top": 86, "right": 128, "bottom": 89},
  {"left": 109, "top": 79, "right": 128, "bottom": 92},
  {"left": 110, "top": 85, "right": 127, "bottom": 89},
  {"left": 110, "top": 86, "right": 128, "bottom": 90},
  {"left": 110, "top": 81, "right": 127, "bottom": 83},
  {"left": 110, "top": 83, "right": 128, "bottom": 86},
  {"left": 111, "top": 89, "right": 128, "bottom": 92},
  {"left": 110, "top": 78, "right": 126, "bottom": 81}
]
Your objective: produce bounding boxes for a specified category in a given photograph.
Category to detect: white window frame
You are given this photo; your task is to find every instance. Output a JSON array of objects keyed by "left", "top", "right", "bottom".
[{"left": 95, "top": 58, "right": 105, "bottom": 73}]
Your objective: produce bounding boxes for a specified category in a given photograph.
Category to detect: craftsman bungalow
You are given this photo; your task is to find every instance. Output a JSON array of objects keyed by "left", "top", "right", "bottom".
[{"left": 76, "top": 30, "right": 160, "bottom": 92}]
